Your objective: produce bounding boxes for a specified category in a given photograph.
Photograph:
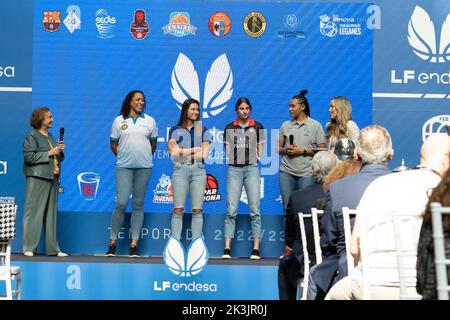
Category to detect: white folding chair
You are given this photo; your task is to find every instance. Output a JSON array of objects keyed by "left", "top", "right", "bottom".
[
  {"left": 311, "top": 208, "right": 324, "bottom": 265},
  {"left": 297, "top": 212, "right": 311, "bottom": 300},
  {"left": 359, "top": 210, "right": 422, "bottom": 300},
  {"left": 296, "top": 208, "right": 324, "bottom": 300},
  {"left": 430, "top": 202, "right": 450, "bottom": 300},
  {"left": 342, "top": 207, "right": 357, "bottom": 276},
  {"left": 0, "top": 204, "right": 21, "bottom": 300}
]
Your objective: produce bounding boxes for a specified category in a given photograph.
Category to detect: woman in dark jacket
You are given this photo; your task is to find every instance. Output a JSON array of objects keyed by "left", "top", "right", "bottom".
[
  {"left": 417, "top": 167, "right": 450, "bottom": 299},
  {"left": 22, "top": 107, "right": 67, "bottom": 257}
]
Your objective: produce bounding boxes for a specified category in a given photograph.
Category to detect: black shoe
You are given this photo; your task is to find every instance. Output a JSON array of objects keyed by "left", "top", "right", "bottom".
[
  {"left": 221, "top": 248, "right": 231, "bottom": 259},
  {"left": 129, "top": 245, "right": 140, "bottom": 257},
  {"left": 105, "top": 244, "right": 116, "bottom": 257},
  {"left": 250, "top": 249, "right": 261, "bottom": 260}
]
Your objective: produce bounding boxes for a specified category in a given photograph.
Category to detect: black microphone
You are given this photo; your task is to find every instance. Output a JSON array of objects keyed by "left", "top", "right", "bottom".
[
  {"left": 446, "top": 125, "right": 450, "bottom": 136},
  {"left": 59, "top": 127, "right": 65, "bottom": 142},
  {"left": 289, "top": 134, "right": 294, "bottom": 145}
]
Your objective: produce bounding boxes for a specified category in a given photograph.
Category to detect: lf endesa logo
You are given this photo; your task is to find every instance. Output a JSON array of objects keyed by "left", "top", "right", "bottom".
[
  {"left": 154, "top": 236, "right": 217, "bottom": 293},
  {"left": 0, "top": 161, "right": 7, "bottom": 175},
  {"left": 0, "top": 66, "right": 14, "bottom": 78},
  {"left": 391, "top": 6, "right": 450, "bottom": 85}
]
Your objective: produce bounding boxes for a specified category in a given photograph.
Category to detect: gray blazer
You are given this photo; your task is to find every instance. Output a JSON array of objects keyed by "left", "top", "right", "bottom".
[{"left": 23, "top": 129, "right": 64, "bottom": 180}]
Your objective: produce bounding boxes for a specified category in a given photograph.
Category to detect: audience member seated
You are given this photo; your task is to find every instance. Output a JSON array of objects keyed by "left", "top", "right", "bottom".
[
  {"left": 417, "top": 166, "right": 450, "bottom": 300},
  {"left": 307, "top": 125, "right": 393, "bottom": 300},
  {"left": 326, "top": 134, "right": 450, "bottom": 300},
  {"left": 278, "top": 151, "right": 339, "bottom": 300}
]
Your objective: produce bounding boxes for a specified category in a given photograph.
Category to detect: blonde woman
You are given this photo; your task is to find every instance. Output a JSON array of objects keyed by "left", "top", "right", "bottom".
[{"left": 325, "top": 96, "right": 359, "bottom": 151}]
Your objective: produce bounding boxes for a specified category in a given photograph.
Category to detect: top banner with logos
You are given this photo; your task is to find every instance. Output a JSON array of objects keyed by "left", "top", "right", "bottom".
[{"left": 32, "top": 1, "right": 373, "bottom": 214}]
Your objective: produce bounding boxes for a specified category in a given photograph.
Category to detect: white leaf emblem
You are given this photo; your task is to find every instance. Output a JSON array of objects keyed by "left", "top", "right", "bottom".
[
  {"left": 163, "top": 236, "right": 209, "bottom": 277},
  {"left": 203, "top": 54, "right": 233, "bottom": 118},
  {"left": 439, "top": 11, "right": 450, "bottom": 62},
  {"left": 407, "top": 6, "right": 450, "bottom": 63},
  {"left": 171, "top": 53, "right": 233, "bottom": 118},
  {"left": 186, "top": 237, "right": 209, "bottom": 276},
  {"left": 408, "top": 6, "right": 437, "bottom": 62},
  {"left": 171, "top": 53, "right": 200, "bottom": 110},
  {"left": 163, "top": 236, "right": 186, "bottom": 276}
]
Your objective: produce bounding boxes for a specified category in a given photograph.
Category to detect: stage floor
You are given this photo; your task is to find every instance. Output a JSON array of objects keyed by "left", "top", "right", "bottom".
[{"left": 8, "top": 254, "right": 280, "bottom": 300}]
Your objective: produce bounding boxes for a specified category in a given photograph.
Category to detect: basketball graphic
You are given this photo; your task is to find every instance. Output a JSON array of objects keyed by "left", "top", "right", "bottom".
[
  {"left": 171, "top": 13, "right": 189, "bottom": 24},
  {"left": 206, "top": 174, "right": 218, "bottom": 189},
  {"left": 208, "top": 12, "right": 231, "bottom": 37},
  {"left": 204, "top": 174, "right": 221, "bottom": 202}
]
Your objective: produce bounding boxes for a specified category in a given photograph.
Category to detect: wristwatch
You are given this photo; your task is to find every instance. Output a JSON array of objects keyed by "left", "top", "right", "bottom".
[{"left": 303, "top": 148, "right": 307, "bottom": 156}]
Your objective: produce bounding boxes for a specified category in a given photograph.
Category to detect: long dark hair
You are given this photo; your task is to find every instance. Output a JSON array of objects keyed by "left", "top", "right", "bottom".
[
  {"left": 176, "top": 98, "right": 200, "bottom": 128},
  {"left": 291, "top": 89, "right": 310, "bottom": 117},
  {"left": 423, "top": 167, "right": 450, "bottom": 231},
  {"left": 120, "top": 90, "right": 146, "bottom": 118},
  {"left": 235, "top": 97, "right": 252, "bottom": 111}
]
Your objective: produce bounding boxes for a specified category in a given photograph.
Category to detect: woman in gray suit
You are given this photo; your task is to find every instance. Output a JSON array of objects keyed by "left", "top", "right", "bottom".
[{"left": 22, "top": 107, "right": 68, "bottom": 257}]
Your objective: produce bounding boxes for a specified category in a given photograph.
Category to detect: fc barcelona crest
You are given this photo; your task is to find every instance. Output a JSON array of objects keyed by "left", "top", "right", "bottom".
[{"left": 43, "top": 11, "right": 61, "bottom": 32}]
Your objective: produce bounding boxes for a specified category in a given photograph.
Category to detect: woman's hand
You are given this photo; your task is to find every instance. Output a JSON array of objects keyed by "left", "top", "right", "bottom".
[{"left": 48, "top": 142, "right": 64, "bottom": 156}]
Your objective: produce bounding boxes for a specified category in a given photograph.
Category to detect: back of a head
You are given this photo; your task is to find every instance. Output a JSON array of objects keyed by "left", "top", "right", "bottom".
[
  {"left": 312, "top": 151, "right": 339, "bottom": 184},
  {"left": 420, "top": 134, "right": 450, "bottom": 174},
  {"left": 323, "top": 159, "right": 362, "bottom": 192},
  {"left": 356, "top": 125, "right": 392, "bottom": 165},
  {"left": 334, "top": 138, "right": 355, "bottom": 160}
]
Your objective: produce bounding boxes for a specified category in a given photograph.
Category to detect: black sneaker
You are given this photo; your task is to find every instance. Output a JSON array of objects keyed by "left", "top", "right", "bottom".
[
  {"left": 129, "top": 245, "right": 140, "bottom": 257},
  {"left": 250, "top": 249, "right": 261, "bottom": 260},
  {"left": 221, "top": 248, "right": 231, "bottom": 259},
  {"left": 105, "top": 244, "right": 116, "bottom": 257}
]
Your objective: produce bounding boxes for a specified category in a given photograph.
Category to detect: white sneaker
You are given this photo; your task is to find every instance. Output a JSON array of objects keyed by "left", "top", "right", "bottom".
[
  {"left": 221, "top": 249, "right": 231, "bottom": 259},
  {"left": 24, "top": 251, "right": 33, "bottom": 257},
  {"left": 57, "top": 252, "right": 69, "bottom": 257}
]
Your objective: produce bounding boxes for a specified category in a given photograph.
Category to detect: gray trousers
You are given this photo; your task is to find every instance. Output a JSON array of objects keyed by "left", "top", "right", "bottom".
[{"left": 23, "top": 176, "right": 61, "bottom": 255}]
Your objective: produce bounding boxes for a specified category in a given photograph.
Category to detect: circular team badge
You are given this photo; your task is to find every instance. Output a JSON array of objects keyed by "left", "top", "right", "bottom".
[
  {"left": 243, "top": 12, "right": 266, "bottom": 37},
  {"left": 208, "top": 12, "right": 231, "bottom": 37},
  {"left": 121, "top": 124, "right": 128, "bottom": 130}
]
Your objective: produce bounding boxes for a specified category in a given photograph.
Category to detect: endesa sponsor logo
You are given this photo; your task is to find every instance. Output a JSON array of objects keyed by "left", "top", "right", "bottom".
[
  {"left": 0, "top": 66, "right": 14, "bottom": 78},
  {"left": 0, "top": 161, "right": 7, "bottom": 175},
  {"left": 156, "top": 237, "right": 217, "bottom": 293},
  {"left": 390, "top": 6, "right": 450, "bottom": 86}
]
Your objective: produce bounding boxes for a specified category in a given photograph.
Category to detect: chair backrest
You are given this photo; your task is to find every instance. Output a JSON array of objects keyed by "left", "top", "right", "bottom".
[
  {"left": 298, "top": 212, "right": 310, "bottom": 300},
  {"left": 359, "top": 210, "right": 422, "bottom": 300},
  {"left": 311, "top": 208, "right": 324, "bottom": 264},
  {"left": 342, "top": 207, "right": 357, "bottom": 275},
  {"left": 0, "top": 204, "right": 17, "bottom": 241},
  {"left": 431, "top": 202, "right": 450, "bottom": 300},
  {"left": 0, "top": 204, "right": 17, "bottom": 268}
]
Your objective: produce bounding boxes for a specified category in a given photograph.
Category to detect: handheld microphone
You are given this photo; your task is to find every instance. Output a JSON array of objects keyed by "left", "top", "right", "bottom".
[
  {"left": 289, "top": 134, "right": 294, "bottom": 145},
  {"left": 59, "top": 127, "right": 65, "bottom": 142}
]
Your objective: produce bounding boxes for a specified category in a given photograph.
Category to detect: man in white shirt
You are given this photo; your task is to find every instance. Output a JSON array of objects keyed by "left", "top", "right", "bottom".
[{"left": 326, "top": 134, "right": 450, "bottom": 299}]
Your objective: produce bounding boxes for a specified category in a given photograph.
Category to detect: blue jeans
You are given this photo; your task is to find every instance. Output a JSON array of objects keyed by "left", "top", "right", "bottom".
[
  {"left": 279, "top": 171, "right": 315, "bottom": 211},
  {"left": 110, "top": 167, "right": 152, "bottom": 241},
  {"left": 224, "top": 164, "right": 261, "bottom": 239},
  {"left": 171, "top": 163, "right": 206, "bottom": 241}
]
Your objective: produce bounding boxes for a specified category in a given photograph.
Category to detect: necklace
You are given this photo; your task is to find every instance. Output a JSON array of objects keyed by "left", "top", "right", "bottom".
[{"left": 413, "top": 165, "right": 441, "bottom": 177}]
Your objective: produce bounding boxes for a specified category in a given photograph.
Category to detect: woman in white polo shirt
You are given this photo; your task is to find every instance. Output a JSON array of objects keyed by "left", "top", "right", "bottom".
[{"left": 105, "top": 90, "right": 158, "bottom": 257}]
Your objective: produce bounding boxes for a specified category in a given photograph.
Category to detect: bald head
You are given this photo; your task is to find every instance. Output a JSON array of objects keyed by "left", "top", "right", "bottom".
[{"left": 420, "top": 134, "right": 450, "bottom": 175}]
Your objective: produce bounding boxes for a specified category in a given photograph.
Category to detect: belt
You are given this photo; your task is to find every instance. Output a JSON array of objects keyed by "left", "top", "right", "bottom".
[{"left": 179, "top": 159, "right": 201, "bottom": 165}]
